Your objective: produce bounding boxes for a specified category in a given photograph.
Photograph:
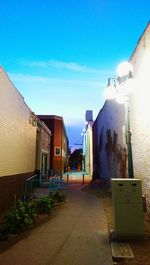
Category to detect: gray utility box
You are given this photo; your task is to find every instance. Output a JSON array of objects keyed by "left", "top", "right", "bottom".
[{"left": 111, "top": 178, "right": 144, "bottom": 237}]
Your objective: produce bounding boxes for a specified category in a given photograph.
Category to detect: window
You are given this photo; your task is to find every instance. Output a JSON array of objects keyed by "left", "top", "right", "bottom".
[{"left": 55, "top": 147, "right": 61, "bottom": 156}]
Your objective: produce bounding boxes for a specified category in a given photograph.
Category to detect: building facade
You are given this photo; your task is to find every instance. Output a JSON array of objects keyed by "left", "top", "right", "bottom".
[
  {"left": 37, "top": 115, "right": 68, "bottom": 174},
  {"left": 36, "top": 118, "right": 51, "bottom": 180},
  {"left": 0, "top": 67, "right": 36, "bottom": 213},
  {"left": 92, "top": 101, "right": 126, "bottom": 183},
  {"left": 92, "top": 22, "right": 150, "bottom": 212},
  {"left": 129, "top": 22, "right": 150, "bottom": 211}
]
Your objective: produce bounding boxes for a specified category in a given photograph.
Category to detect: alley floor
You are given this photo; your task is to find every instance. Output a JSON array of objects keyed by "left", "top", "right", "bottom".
[{"left": 0, "top": 172, "right": 113, "bottom": 265}]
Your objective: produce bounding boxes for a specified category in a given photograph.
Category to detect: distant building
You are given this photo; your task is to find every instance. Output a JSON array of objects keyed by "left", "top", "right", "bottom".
[
  {"left": 83, "top": 110, "right": 93, "bottom": 176},
  {"left": 37, "top": 115, "right": 68, "bottom": 173},
  {"left": 0, "top": 67, "right": 36, "bottom": 213},
  {"left": 68, "top": 148, "right": 82, "bottom": 171},
  {"left": 36, "top": 118, "right": 51, "bottom": 180}
]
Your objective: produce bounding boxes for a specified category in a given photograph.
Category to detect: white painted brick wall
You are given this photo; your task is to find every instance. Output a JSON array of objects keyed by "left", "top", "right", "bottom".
[
  {"left": 83, "top": 121, "right": 93, "bottom": 175},
  {"left": 130, "top": 23, "right": 150, "bottom": 211},
  {"left": 0, "top": 67, "right": 36, "bottom": 176},
  {"left": 93, "top": 22, "right": 150, "bottom": 212}
]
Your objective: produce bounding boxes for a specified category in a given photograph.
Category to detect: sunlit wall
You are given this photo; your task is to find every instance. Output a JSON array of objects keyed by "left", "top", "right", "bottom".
[
  {"left": 0, "top": 67, "right": 36, "bottom": 177},
  {"left": 130, "top": 22, "right": 150, "bottom": 210},
  {"left": 83, "top": 120, "right": 93, "bottom": 176},
  {"left": 0, "top": 67, "right": 37, "bottom": 213}
]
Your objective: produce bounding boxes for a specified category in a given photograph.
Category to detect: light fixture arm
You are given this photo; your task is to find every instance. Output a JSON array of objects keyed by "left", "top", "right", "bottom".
[
  {"left": 105, "top": 61, "right": 134, "bottom": 178},
  {"left": 125, "top": 101, "right": 134, "bottom": 178}
]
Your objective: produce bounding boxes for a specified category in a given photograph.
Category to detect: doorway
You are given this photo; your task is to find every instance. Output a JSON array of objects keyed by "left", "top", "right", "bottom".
[{"left": 41, "top": 153, "right": 48, "bottom": 180}]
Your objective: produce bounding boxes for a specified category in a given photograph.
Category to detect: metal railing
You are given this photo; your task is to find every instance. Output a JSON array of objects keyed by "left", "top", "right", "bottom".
[
  {"left": 48, "top": 177, "right": 67, "bottom": 191},
  {"left": 49, "top": 169, "right": 63, "bottom": 179},
  {"left": 24, "top": 174, "right": 39, "bottom": 195},
  {"left": 24, "top": 171, "right": 67, "bottom": 196}
]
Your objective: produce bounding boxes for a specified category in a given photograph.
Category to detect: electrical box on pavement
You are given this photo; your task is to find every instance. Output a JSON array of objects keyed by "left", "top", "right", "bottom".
[{"left": 111, "top": 178, "right": 144, "bottom": 237}]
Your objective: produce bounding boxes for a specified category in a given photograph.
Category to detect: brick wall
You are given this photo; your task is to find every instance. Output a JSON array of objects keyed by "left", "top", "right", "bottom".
[
  {"left": 129, "top": 23, "right": 150, "bottom": 212},
  {"left": 40, "top": 126, "right": 50, "bottom": 152},
  {"left": 62, "top": 121, "right": 68, "bottom": 172},
  {"left": 36, "top": 120, "right": 51, "bottom": 172},
  {"left": 37, "top": 115, "right": 68, "bottom": 173},
  {"left": 53, "top": 119, "right": 62, "bottom": 172},
  {"left": 93, "top": 23, "right": 150, "bottom": 213}
]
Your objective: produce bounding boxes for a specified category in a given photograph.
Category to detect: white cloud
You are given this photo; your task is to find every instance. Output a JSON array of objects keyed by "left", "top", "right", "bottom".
[
  {"left": 9, "top": 72, "right": 105, "bottom": 88},
  {"left": 7, "top": 69, "right": 112, "bottom": 149},
  {"left": 21, "top": 59, "right": 114, "bottom": 75},
  {"left": 8, "top": 71, "right": 106, "bottom": 127}
]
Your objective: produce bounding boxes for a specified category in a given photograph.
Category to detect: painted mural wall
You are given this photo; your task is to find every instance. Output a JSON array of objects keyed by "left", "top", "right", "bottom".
[{"left": 93, "top": 100, "right": 127, "bottom": 183}]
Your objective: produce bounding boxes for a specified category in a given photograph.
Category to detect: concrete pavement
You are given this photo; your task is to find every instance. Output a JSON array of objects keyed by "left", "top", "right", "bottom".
[
  {"left": 50, "top": 189, "right": 113, "bottom": 265},
  {"left": 0, "top": 175, "right": 113, "bottom": 265}
]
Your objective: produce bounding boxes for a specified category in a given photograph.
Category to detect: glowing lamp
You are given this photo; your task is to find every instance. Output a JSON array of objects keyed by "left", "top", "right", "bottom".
[
  {"left": 104, "top": 84, "right": 117, "bottom": 100},
  {"left": 104, "top": 61, "right": 134, "bottom": 178},
  {"left": 117, "top": 61, "right": 133, "bottom": 78}
]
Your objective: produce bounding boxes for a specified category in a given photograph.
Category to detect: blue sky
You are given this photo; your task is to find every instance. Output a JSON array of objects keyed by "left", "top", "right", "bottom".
[{"left": 0, "top": 0, "right": 149, "bottom": 150}]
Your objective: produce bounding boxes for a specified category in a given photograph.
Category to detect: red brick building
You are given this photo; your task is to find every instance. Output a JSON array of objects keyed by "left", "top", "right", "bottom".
[{"left": 38, "top": 115, "right": 68, "bottom": 173}]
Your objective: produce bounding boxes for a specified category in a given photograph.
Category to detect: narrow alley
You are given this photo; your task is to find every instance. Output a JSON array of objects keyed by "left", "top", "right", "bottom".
[{"left": 0, "top": 172, "right": 113, "bottom": 265}]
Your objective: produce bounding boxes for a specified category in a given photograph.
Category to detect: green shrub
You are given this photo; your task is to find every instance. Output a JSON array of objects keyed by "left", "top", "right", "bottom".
[
  {"left": 0, "top": 224, "right": 10, "bottom": 240},
  {"left": 49, "top": 191, "right": 66, "bottom": 203},
  {"left": 36, "top": 196, "right": 54, "bottom": 214},
  {"left": 0, "top": 191, "right": 66, "bottom": 241},
  {"left": 4, "top": 197, "right": 37, "bottom": 234}
]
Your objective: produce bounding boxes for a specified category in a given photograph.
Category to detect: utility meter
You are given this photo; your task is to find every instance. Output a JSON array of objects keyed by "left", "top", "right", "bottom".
[{"left": 111, "top": 178, "right": 144, "bottom": 237}]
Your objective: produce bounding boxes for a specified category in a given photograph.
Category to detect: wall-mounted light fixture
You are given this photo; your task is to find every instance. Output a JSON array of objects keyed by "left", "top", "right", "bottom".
[
  {"left": 105, "top": 61, "right": 134, "bottom": 178},
  {"left": 29, "top": 112, "right": 37, "bottom": 127}
]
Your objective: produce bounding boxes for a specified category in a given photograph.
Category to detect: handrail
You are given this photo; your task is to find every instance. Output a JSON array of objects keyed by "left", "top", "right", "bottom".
[
  {"left": 24, "top": 171, "right": 65, "bottom": 196},
  {"left": 26, "top": 174, "right": 37, "bottom": 182},
  {"left": 24, "top": 174, "right": 38, "bottom": 196}
]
